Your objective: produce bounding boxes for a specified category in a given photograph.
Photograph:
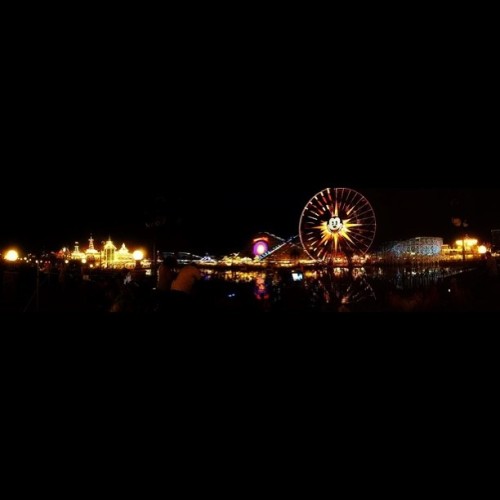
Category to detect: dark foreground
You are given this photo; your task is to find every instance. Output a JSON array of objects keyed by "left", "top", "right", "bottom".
[{"left": 1, "top": 262, "right": 499, "bottom": 312}]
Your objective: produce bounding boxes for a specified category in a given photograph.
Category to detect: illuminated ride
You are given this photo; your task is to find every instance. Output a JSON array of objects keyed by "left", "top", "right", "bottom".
[{"left": 299, "top": 187, "right": 376, "bottom": 263}]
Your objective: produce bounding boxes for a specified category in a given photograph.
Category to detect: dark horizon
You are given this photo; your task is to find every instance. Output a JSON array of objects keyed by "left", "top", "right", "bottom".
[{"left": 2, "top": 186, "right": 499, "bottom": 256}]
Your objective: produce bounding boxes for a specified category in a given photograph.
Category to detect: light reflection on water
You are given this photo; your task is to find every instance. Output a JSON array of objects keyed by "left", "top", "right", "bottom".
[
  {"left": 363, "top": 266, "right": 467, "bottom": 290},
  {"left": 202, "top": 265, "right": 465, "bottom": 291},
  {"left": 200, "top": 265, "right": 470, "bottom": 310}
]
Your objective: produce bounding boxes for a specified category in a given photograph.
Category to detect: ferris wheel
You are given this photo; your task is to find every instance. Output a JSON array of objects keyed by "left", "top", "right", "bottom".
[{"left": 299, "top": 187, "right": 376, "bottom": 262}]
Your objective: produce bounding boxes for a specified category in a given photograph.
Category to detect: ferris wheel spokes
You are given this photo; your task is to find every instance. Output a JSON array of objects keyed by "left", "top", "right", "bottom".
[{"left": 299, "top": 187, "right": 376, "bottom": 262}]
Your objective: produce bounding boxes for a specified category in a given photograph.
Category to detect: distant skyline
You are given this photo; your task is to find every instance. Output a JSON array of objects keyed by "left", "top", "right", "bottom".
[{"left": 2, "top": 185, "right": 499, "bottom": 255}]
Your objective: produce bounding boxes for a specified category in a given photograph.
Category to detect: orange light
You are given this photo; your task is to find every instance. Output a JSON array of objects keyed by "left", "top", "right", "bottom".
[
  {"left": 132, "top": 250, "right": 144, "bottom": 261},
  {"left": 4, "top": 249, "right": 19, "bottom": 262},
  {"left": 456, "top": 238, "right": 478, "bottom": 248}
]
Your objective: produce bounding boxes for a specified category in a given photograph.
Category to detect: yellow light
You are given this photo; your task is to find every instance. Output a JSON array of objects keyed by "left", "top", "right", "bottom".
[
  {"left": 4, "top": 249, "right": 19, "bottom": 262},
  {"left": 456, "top": 238, "right": 478, "bottom": 248},
  {"left": 478, "top": 245, "right": 487, "bottom": 255},
  {"left": 81, "top": 258, "right": 87, "bottom": 264},
  {"left": 132, "top": 250, "right": 144, "bottom": 261}
]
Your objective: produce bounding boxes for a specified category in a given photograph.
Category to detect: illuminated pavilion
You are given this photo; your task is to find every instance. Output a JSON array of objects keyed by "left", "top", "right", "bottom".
[{"left": 58, "top": 235, "right": 141, "bottom": 269}]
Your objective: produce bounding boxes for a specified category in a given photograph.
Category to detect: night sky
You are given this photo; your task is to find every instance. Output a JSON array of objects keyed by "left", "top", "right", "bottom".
[
  {"left": 2, "top": 26, "right": 498, "bottom": 255},
  {"left": 2, "top": 180, "right": 499, "bottom": 256}
]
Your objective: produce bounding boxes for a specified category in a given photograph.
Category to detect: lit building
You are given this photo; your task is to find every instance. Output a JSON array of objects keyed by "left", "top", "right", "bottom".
[
  {"left": 102, "top": 238, "right": 117, "bottom": 268},
  {"left": 57, "top": 235, "right": 144, "bottom": 269},
  {"left": 85, "top": 235, "right": 99, "bottom": 262},
  {"left": 441, "top": 237, "right": 488, "bottom": 260},
  {"left": 71, "top": 242, "right": 86, "bottom": 261}
]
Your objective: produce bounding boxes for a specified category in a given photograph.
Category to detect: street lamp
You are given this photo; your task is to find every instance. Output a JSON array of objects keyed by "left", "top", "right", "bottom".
[
  {"left": 4, "top": 249, "right": 19, "bottom": 262},
  {"left": 133, "top": 250, "right": 144, "bottom": 269}
]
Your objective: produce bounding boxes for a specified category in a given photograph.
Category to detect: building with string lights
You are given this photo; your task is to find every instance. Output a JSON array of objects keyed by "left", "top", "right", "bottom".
[{"left": 56, "top": 235, "right": 146, "bottom": 269}]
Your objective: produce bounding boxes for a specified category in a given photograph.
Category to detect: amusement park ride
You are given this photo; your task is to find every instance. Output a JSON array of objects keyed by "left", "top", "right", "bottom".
[
  {"left": 296, "top": 187, "right": 378, "bottom": 308},
  {"left": 299, "top": 187, "right": 377, "bottom": 263}
]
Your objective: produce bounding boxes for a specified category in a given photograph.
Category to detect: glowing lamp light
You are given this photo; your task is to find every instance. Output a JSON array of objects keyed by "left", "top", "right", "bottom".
[
  {"left": 132, "top": 250, "right": 144, "bottom": 261},
  {"left": 456, "top": 238, "right": 478, "bottom": 248},
  {"left": 478, "top": 245, "right": 487, "bottom": 255},
  {"left": 4, "top": 249, "right": 19, "bottom": 262},
  {"left": 253, "top": 240, "right": 269, "bottom": 257}
]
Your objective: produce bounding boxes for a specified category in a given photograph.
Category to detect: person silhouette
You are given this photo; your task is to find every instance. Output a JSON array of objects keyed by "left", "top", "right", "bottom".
[
  {"left": 170, "top": 262, "right": 202, "bottom": 310},
  {"left": 156, "top": 255, "right": 178, "bottom": 311}
]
